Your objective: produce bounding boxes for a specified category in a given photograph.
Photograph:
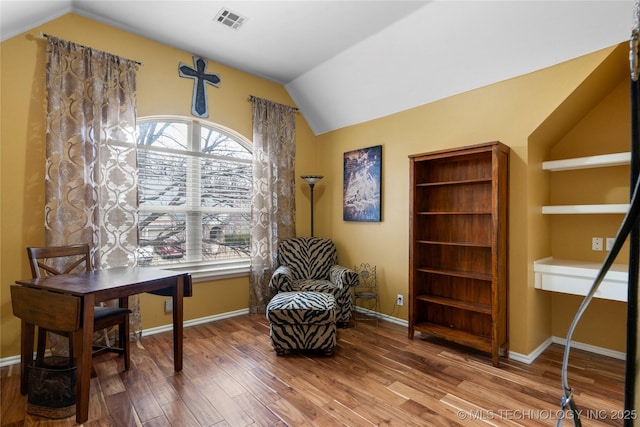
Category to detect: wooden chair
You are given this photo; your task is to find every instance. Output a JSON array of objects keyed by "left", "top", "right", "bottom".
[{"left": 26, "top": 244, "right": 131, "bottom": 371}]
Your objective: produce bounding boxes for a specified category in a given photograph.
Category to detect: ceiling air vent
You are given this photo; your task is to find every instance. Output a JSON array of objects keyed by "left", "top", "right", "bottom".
[{"left": 214, "top": 8, "right": 247, "bottom": 30}]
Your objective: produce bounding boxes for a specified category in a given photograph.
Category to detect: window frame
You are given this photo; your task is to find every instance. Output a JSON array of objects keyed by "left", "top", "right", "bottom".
[{"left": 135, "top": 115, "right": 253, "bottom": 281}]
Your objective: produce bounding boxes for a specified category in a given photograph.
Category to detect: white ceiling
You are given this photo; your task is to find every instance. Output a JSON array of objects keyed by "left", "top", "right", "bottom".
[{"left": 1, "top": 0, "right": 636, "bottom": 135}]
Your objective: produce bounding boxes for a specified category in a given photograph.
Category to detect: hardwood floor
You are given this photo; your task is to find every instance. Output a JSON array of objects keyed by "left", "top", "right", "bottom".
[{"left": 1, "top": 314, "right": 626, "bottom": 426}]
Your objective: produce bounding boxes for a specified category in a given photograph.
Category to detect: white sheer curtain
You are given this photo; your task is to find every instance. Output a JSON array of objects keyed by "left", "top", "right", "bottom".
[
  {"left": 249, "top": 97, "right": 297, "bottom": 313},
  {"left": 45, "top": 36, "right": 141, "bottom": 352}
]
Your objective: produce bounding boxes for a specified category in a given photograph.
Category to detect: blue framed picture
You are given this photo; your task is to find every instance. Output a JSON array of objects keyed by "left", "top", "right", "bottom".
[{"left": 343, "top": 145, "right": 382, "bottom": 222}]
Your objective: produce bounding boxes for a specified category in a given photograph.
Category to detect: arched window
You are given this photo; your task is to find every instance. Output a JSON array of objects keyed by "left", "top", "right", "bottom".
[{"left": 136, "top": 117, "right": 252, "bottom": 278}]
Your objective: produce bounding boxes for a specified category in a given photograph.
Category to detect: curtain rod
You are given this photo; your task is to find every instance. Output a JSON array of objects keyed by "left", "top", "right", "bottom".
[
  {"left": 41, "top": 33, "right": 143, "bottom": 67},
  {"left": 248, "top": 94, "right": 299, "bottom": 112}
]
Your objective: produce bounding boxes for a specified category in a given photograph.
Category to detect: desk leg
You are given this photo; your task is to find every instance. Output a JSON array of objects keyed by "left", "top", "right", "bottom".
[
  {"left": 119, "top": 296, "right": 130, "bottom": 371},
  {"left": 20, "top": 320, "right": 35, "bottom": 395},
  {"left": 172, "top": 275, "right": 184, "bottom": 371},
  {"left": 76, "top": 295, "right": 94, "bottom": 424}
]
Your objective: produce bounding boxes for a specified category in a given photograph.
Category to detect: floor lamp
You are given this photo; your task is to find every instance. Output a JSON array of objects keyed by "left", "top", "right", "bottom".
[{"left": 301, "top": 175, "right": 323, "bottom": 237}]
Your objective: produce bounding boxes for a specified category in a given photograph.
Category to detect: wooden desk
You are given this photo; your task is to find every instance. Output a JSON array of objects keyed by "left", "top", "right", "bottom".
[{"left": 15, "top": 267, "right": 191, "bottom": 423}]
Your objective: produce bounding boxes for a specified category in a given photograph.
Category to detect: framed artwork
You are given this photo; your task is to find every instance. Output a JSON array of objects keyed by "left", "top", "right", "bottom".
[{"left": 343, "top": 145, "right": 382, "bottom": 222}]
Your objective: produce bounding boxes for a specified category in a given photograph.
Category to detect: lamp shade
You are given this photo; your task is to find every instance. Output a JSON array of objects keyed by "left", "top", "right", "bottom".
[{"left": 301, "top": 175, "right": 324, "bottom": 185}]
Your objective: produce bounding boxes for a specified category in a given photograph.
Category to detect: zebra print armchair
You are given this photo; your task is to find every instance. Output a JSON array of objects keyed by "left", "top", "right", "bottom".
[{"left": 269, "top": 237, "right": 358, "bottom": 326}]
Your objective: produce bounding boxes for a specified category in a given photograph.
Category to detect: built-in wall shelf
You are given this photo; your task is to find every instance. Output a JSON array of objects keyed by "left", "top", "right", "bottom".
[
  {"left": 542, "top": 204, "right": 630, "bottom": 214},
  {"left": 542, "top": 152, "right": 630, "bottom": 215},
  {"left": 533, "top": 257, "right": 628, "bottom": 302},
  {"left": 542, "top": 152, "right": 630, "bottom": 171}
]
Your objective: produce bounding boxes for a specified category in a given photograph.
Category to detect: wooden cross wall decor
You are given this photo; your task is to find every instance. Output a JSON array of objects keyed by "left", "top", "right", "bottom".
[{"left": 178, "top": 56, "right": 220, "bottom": 118}]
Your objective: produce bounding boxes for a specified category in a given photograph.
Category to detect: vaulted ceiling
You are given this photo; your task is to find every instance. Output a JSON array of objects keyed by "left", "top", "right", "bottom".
[{"left": 1, "top": 1, "right": 635, "bottom": 135}]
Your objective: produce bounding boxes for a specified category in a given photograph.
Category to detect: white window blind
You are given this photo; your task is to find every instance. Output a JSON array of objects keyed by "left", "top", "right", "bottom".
[{"left": 136, "top": 117, "right": 252, "bottom": 277}]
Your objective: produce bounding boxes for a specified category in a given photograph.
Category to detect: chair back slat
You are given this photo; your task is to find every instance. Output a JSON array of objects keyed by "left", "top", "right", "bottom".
[
  {"left": 11, "top": 285, "right": 81, "bottom": 332},
  {"left": 27, "top": 244, "right": 92, "bottom": 278}
]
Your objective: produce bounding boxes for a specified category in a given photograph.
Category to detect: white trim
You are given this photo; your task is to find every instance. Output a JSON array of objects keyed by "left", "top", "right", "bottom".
[
  {"left": 533, "top": 257, "right": 628, "bottom": 302},
  {"left": 353, "top": 306, "right": 408, "bottom": 327},
  {"left": 542, "top": 204, "right": 629, "bottom": 214},
  {"left": 356, "top": 306, "right": 627, "bottom": 364},
  {"left": 505, "top": 336, "right": 626, "bottom": 365},
  {"left": 542, "top": 152, "right": 630, "bottom": 171},
  {"left": 509, "top": 337, "right": 553, "bottom": 364},
  {"left": 141, "top": 308, "right": 249, "bottom": 337},
  {"left": 155, "top": 262, "right": 250, "bottom": 282},
  {"left": 551, "top": 336, "right": 626, "bottom": 361},
  {"left": 0, "top": 355, "right": 22, "bottom": 368}
]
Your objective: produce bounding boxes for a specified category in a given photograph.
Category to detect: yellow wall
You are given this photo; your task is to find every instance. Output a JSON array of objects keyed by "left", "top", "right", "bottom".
[
  {"left": 0, "top": 11, "right": 630, "bottom": 360},
  {"left": 545, "top": 76, "right": 630, "bottom": 352},
  {"left": 314, "top": 44, "right": 623, "bottom": 356},
  {"left": 526, "top": 43, "right": 630, "bottom": 354},
  {"left": 0, "top": 13, "right": 317, "bottom": 358}
]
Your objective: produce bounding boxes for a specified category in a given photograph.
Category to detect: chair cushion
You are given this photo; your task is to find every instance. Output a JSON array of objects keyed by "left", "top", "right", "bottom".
[
  {"left": 267, "top": 292, "right": 335, "bottom": 326},
  {"left": 295, "top": 279, "right": 338, "bottom": 295},
  {"left": 94, "top": 306, "right": 131, "bottom": 321},
  {"left": 278, "top": 238, "right": 337, "bottom": 281}
]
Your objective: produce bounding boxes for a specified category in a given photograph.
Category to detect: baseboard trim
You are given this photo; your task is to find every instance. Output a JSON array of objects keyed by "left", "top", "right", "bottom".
[
  {"left": 354, "top": 306, "right": 408, "bottom": 327},
  {"left": 1, "top": 308, "right": 625, "bottom": 367},
  {"left": 141, "top": 308, "right": 250, "bottom": 337},
  {"left": 507, "top": 336, "right": 626, "bottom": 364},
  {"left": 0, "top": 355, "right": 21, "bottom": 368},
  {"left": 355, "top": 308, "right": 627, "bottom": 364},
  {"left": 509, "top": 337, "right": 553, "bottom": 364},
  {"left": 551, "top": 336, "right": 626, "bottom": 360}
]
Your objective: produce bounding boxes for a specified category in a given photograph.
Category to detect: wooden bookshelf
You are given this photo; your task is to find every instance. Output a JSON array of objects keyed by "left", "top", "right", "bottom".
[{"left": 408, "top": 141, "right": 509, "bottom": 366}]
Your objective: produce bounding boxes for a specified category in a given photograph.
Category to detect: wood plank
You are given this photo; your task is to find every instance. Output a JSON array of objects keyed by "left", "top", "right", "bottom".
[
  {"left": 0, "top": 314, "right": 624, "bottom": 426},
  {"left": 103, "top": 391, "right": 143, "bottom": 426},
  {"left": 167, "top": 374, "right": 224, "bottom": 426},
  {"left": 122, "top": 367, "right": 165, "bottom": 423}
]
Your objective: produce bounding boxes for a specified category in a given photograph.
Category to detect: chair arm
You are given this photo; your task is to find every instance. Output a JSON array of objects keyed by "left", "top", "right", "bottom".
[
  {"left": 329, "top": 265, "right": 358, "bottom": 290},
  {"left": 269, "top": 265, "right": 295, "bottom": 292}
]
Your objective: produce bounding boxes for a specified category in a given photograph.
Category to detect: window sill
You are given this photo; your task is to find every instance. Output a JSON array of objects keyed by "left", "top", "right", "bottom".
[{"left": 141, "top": 261, "right": 250, "bottom": 282}]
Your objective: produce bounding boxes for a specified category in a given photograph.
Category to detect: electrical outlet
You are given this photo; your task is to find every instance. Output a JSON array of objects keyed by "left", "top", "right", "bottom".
[
  {"left": 396, "top": 294, "right": 404, "bottom": 306},
  {"left": 606, "top": 237, "right": 615, "bottom": 251},
  {"left": 592, "top": 237, "right": 603, "bottom": 251},
  {"left": 164, "top": 299, "right": 173, "bottom": 313}
]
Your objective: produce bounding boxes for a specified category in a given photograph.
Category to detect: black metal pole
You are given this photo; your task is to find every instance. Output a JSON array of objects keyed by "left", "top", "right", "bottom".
[
  {"left": 626, "top": 12, "right": 640, "bottom": 424},
  {"left": 301, "top": 175, "right": 323, "bottom": 238},
  {"left": 309, "top": 183, "right": 315, "bottom": 237}
]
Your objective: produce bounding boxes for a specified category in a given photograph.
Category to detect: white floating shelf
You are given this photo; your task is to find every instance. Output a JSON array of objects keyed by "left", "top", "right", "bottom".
[
  {"left": 534, "top": 257, "right": 628, "bottom": 302},
  {"left": 542, "top": 204, "right": 629, "bottom": 214},
  {"left": 542, "top": 152, "right": 630, "bottom": 171}
]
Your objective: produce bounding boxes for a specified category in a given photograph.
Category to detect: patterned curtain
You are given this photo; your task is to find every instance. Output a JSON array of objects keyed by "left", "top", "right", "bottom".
[
  {"left": 45, "top": 37, "right": 141, "bottom": 352},
  {"left": 249, "top": 97, "right": 297, "bottom": 313}
]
